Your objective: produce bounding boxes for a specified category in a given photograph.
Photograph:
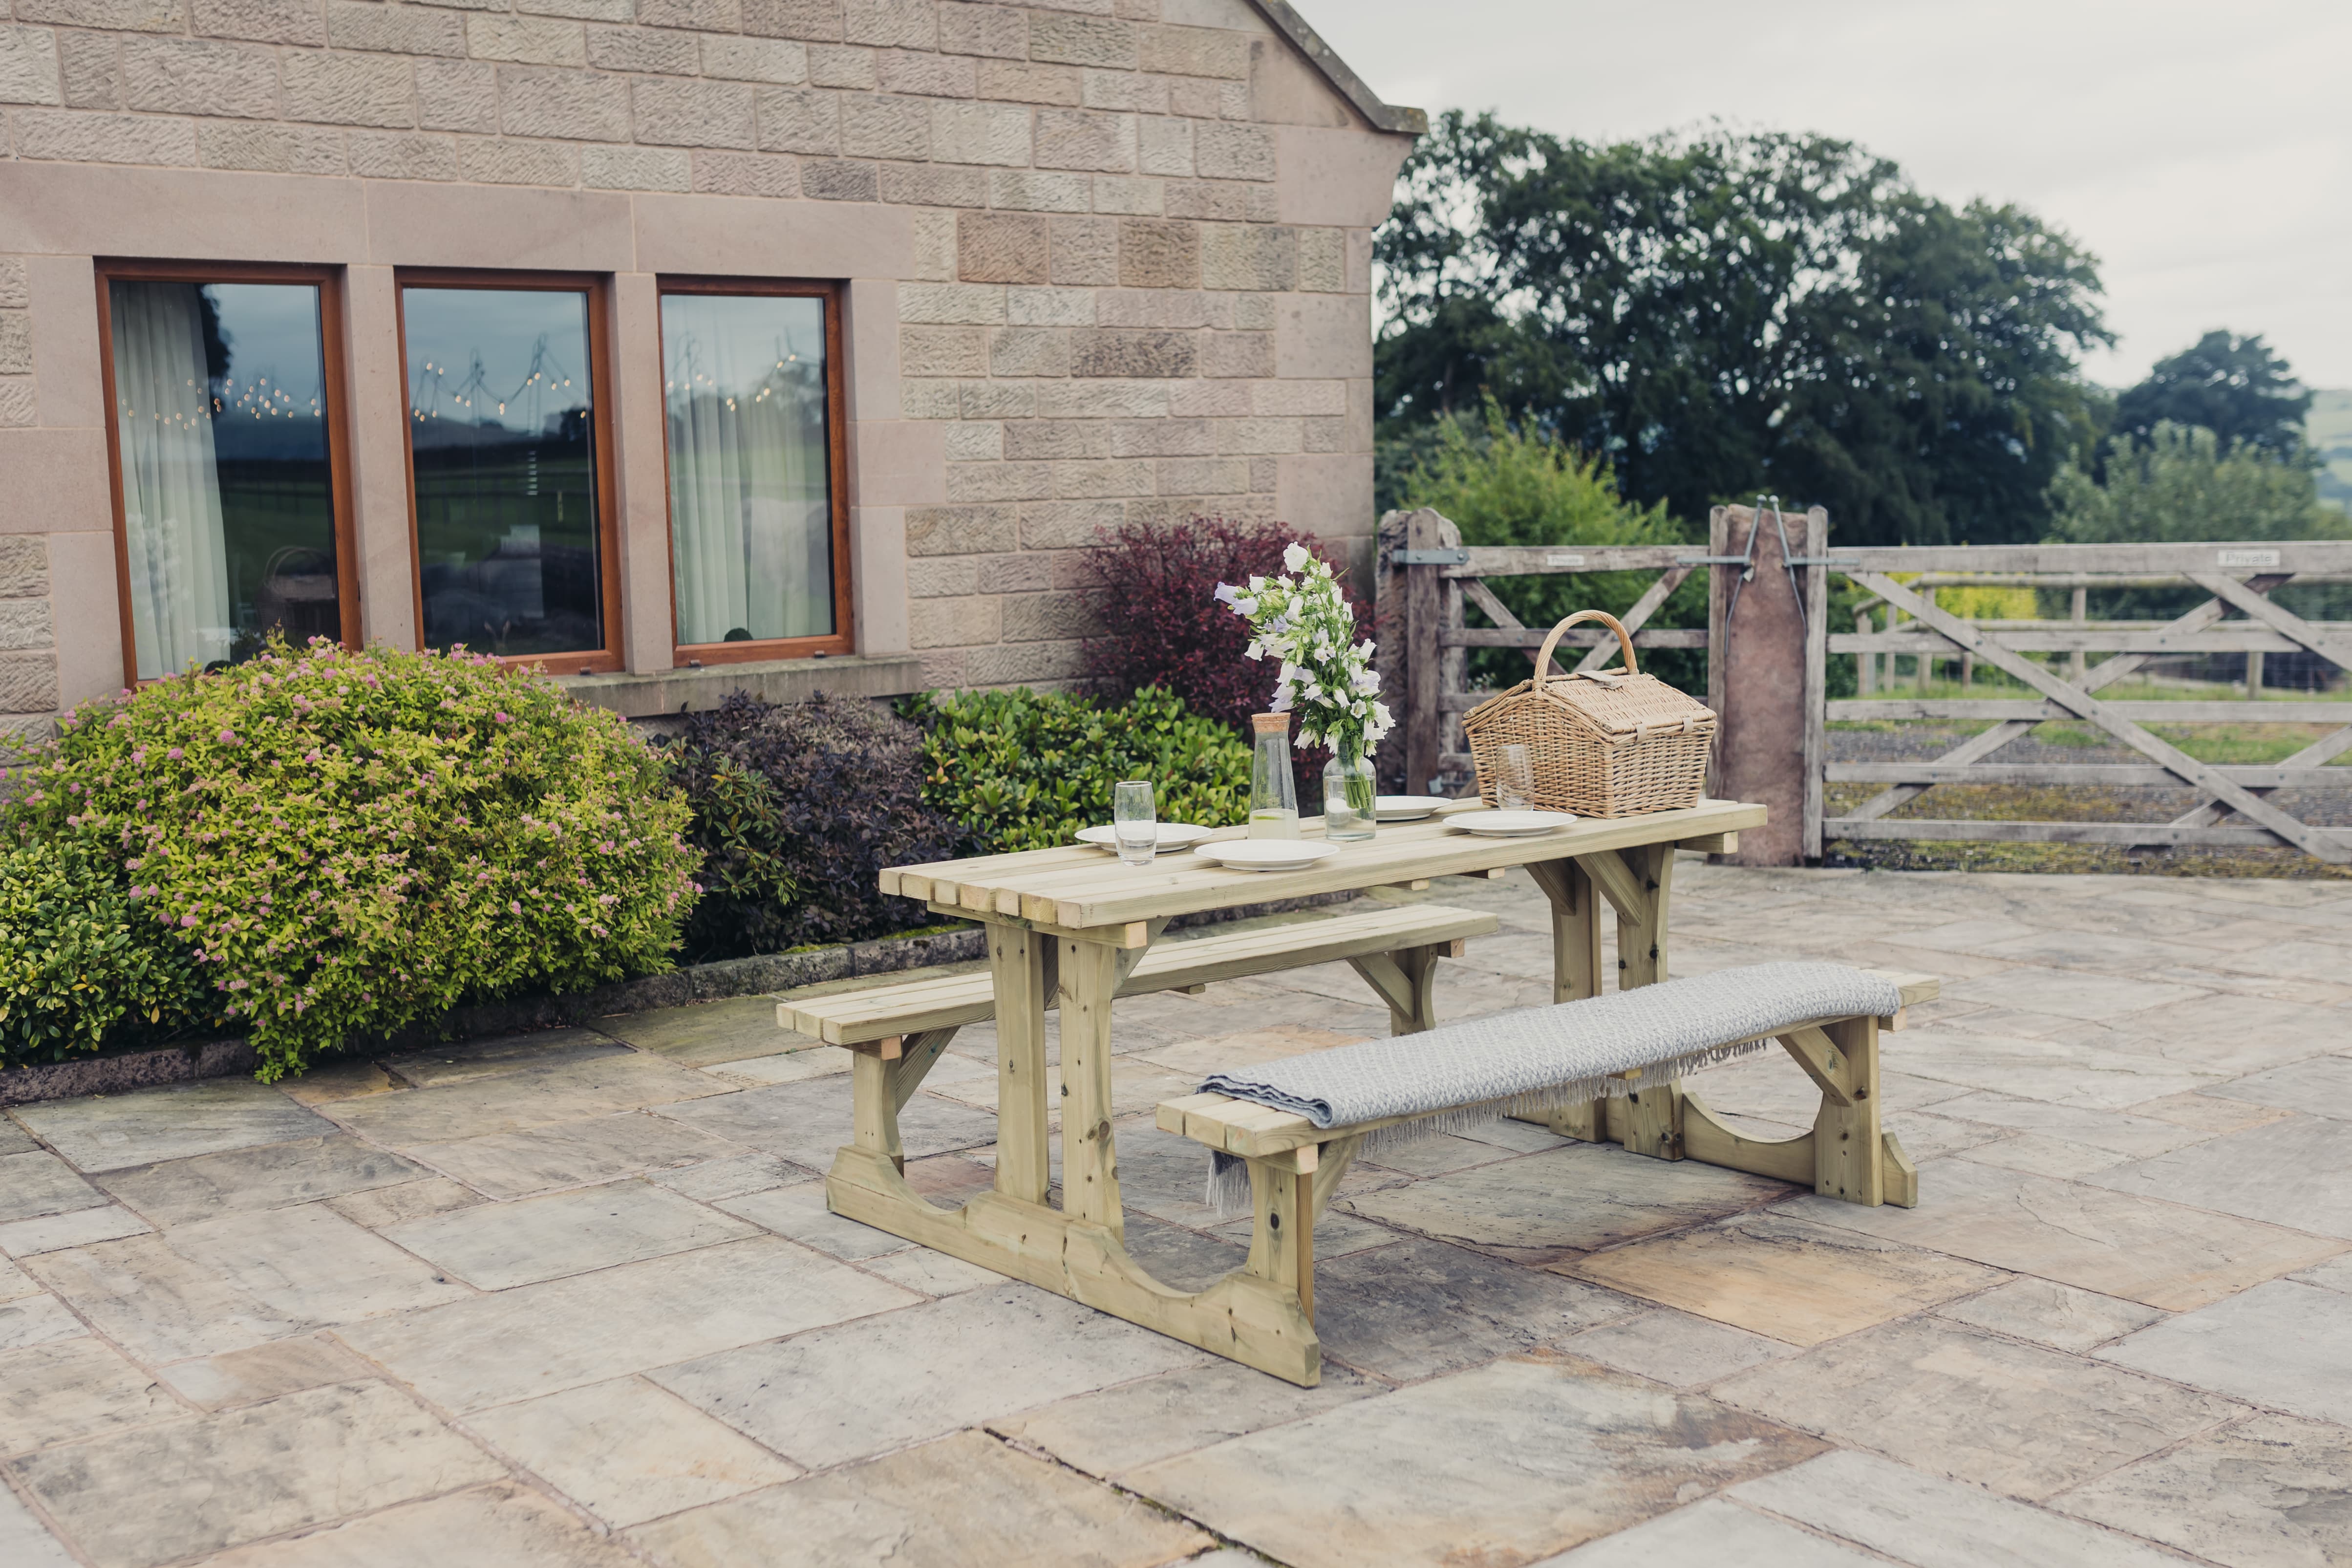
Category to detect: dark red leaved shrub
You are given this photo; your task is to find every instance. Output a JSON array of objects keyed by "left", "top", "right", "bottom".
[{"left": 1075, "top": 516, "right": 1364, "bottom": 797}]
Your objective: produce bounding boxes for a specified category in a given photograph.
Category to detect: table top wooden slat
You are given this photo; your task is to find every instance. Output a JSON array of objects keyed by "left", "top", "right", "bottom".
[{"left": 882, "top": 799, "right": 1765, "bottom": 932}]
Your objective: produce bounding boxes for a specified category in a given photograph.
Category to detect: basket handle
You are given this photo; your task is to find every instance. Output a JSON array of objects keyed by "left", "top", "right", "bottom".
[{"left": 1532, "top": 609, "right": 1638, "bottom": 687}]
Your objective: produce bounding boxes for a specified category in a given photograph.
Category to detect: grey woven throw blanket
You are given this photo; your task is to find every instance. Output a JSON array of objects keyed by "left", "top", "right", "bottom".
[{"left": 1198, "top": 962, "right": 1902, "bottom": 1213}]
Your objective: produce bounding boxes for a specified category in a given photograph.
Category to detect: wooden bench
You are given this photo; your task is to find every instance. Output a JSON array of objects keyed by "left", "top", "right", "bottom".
[
  {"left": 780, "top": 902, "right": 1502, "bottom": 1144},
  {"left": 1156, "top": 966, "right": 1936, "bottom": 1344}
]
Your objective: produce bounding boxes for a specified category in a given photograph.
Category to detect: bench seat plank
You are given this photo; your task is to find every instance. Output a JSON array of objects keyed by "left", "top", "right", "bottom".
[
  {"left": 779, "top": 902, "right": 1503, "bottom": 1046},
  {"left": 1159, "top": 967, "right": 1938, "bottom": 1159}
]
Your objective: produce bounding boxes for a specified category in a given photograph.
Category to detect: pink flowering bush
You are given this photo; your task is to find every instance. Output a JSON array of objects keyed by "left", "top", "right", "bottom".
[{"left": 3, "top": 638, "right": 700, "bottom": 1079}]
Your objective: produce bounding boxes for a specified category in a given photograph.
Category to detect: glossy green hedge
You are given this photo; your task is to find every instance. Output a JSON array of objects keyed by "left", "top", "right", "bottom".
[
  {"left": 2, "top": 639, "right": 700, "bottom": 1080},
  {"left": 904, "top": 686, "right": 1251, "bottom": 854},
  {"left": 0, "top": 835, "right": 213, "bottom": 1067}
]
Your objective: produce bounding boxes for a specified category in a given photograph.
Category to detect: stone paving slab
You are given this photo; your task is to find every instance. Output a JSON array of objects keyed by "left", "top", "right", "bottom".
[
  {"left": 2086, "top": 1113, "right": 2352, "bottom": 1241},
  {"left": 383, "top": 1029, "right": 629, "bottom": 1089},
  {"left": 12, "top": 1381, "right": 502, "bottom": 1568},
  {"left": 650, "top": 1075, "right": 999, "bottom": 1169},
  {"left": 1542, "top": 1495, "right": 1880, "bottom": 1565},
  {"left": 1562, "top": 1211, "right": 2005, "bottom": 1346},
  {"left": 327, "top": 1053, "right": 728, "bottom": 1149},
  {"left": 156, "top": 1336, "right": 374, "bottom": 1412},
  {"left": 1310, "top": 1237, "right": 1637, "bottom": 1381},
  {"left": 1712, "top": 1316, "right": 2242, "bottom": 1499},
  {"left": 1930, "top": 1276, "right": 2166, "bottom": 1353},
  {"left": 2051, "top": 1412, "right": 2352, "bottom": 1567},
  {"left": 24, "top": 1235, "right": 300, "bottom": 1362},
  {"left": 1556, "top": 1304, "right": 1798, "bottom": 1388},
  {"left": 650, "top": 1281, "right": 1207, "bottom": 1470},
  {"left": 0, "top": 1204, "right": 152, "bottom": 1258},
  {"left": 380, "top": 1179, "right": 758, "bottom": 1289},
  {"left": 2095, "top": 1276, "right": 2352, "bottom": 1425},
  {"left": 1791, "top": 1156, "right": 2346, "bottom": 1310},
  {"left": 401, "top": 1111, "right": 754, "bottom": 1202},
  {"left": 1126, "top": 1353, "right": 1825, "bottom": 1568},
  {"left": 1728, "top": 1448, "right": 2186, "bottom": 1568},
  {"left": 339, "top": 1237, "right": 918, "bottom": 1414},
  {"left": 989, "top": 1359, "right": 1382, "bottom": 1478},
  {"left": 1340, "top": 1141, "right": 1786, "bottom": 1263},
  {"left": 12, "top": 1081, "right": 333, "bottom": 1173},
  {"left": 466, "top": 1375, "right": 802, "bottom": 1528},
  {"left": 93, "top": 1136, "right": 429, "bottom": 1228},
  {"left": 0, "top": 1150, "right": 105, "bottom": 1224},
  {"left": 630, "top": 1430, "right": 1213, "bottom": 1568},
  {"left": 3, "top": 862, "right": 2349, "bottom": 1567},
  {"left": 199, "top": 1482, "right": 643, "bottom": 1568}
]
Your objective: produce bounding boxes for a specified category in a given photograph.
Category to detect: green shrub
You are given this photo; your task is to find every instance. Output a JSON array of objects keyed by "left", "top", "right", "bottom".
[
  {"left": 662, "top": 691, "right": 958, "bottom": 961},
  {"left": 0, "top": 835, "right": 214, "bottom": 1067},
  {"left": 2, "top": 638, "right": 699, "bottom": 1080},
  {"left": 904, "top": 686, "right": 1251, "bottom": 854}
]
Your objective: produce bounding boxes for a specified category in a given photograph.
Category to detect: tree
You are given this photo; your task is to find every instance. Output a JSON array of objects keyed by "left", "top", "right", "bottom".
[
  {"left": 2046, "top": 422, "right": 2344, "bottom": 544},
  {"left": 2114, "top": 331, "right": 2310, "bottom": 457},
  {"left": 1376, "top": 113, "right": 2112, "bottom": 546},
  {"left": 1396, "top": 399, "right": 1699, "bottom": 688}
]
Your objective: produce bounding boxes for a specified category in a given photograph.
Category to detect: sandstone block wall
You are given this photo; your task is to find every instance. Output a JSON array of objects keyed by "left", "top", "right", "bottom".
[{"left": 0, "top": 0, "right": 1417, "bottom": 716}]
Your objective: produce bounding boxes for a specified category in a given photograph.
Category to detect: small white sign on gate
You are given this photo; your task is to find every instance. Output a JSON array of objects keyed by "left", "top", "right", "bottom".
[
  {"left": 2217, "top": 548, "right": 2282, "bottom": 568},
  {"left": 1546, "top": 553, "right": 1587, "bottom": 567}
]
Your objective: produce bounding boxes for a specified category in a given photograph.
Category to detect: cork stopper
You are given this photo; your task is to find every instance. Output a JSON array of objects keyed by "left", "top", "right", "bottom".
[{"left": 1251, "top": 711, "right": 1290, "bottom": 736}]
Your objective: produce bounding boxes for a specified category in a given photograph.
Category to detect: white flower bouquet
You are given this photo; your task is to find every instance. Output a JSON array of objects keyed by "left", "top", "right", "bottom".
[{"left": 1215, "top": 541, "right": 1392, "bottom": 764}]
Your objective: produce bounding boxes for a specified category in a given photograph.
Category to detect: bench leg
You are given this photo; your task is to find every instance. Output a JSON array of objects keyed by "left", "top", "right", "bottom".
[
  {"left": 1344, "top": 941, "right": 1453, "bottom": 1035},
  {"left": 1813, "top": 1014, "right": 1885, "bottom": 1205},
  {"left": 1242, "top": 1150, "right": 1315, "bottom": 1323},
  {"left": 989, "top": 922, "right": 1054, "bottom": 1205},
  {"left": 851, "top": 1052, "right": 904, "bottom": 1174}
]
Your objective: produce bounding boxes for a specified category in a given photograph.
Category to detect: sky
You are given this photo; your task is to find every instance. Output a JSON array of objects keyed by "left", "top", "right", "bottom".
[{"left": 1309, "top": 0, "right": 2352, "bottom": 390}]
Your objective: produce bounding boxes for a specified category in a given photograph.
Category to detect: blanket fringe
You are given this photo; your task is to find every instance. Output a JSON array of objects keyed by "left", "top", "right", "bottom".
[{"left": 1203, "top": 1034, "right": 1774, "bottom": 1218}]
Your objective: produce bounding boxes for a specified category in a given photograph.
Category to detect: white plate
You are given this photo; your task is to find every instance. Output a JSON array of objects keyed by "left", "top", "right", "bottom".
[
  {"left": 1074, "top": 822, "right": 1215, "bottom": 854},
  {"left": 1374, "top": 794, "right": 1453, "bottom": 821},
  {"left": 1193, "top": 839, "right": 1346, "bottom": 872},
  {"left": 1444, "top": 809, "right": 1578, "bottom": 837}
]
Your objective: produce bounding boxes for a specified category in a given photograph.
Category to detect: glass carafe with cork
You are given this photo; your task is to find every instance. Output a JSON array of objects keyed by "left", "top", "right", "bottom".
[{"left": 1248, "top": 711, "right": 1300, "bottom": 838}]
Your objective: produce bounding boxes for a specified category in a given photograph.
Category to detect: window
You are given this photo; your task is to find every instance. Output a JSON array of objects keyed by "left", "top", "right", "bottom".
[
  {"left": 97, "top": 264, "right": 353, "bottom": 681},
  {"left": 658, "top": 281, "right": 850, "bottom": 661},
  {"left": 398, "top": 275, "right": 619, "bottom": 669}
]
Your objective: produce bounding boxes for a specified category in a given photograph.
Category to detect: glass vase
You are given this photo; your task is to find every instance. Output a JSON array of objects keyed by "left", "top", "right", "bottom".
[{"left": 1323, "top": 750, "right": 1377, "bottom": 842}]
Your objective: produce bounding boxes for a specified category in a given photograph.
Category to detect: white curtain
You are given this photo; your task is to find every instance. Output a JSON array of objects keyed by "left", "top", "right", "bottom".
[
  {"left": 111, "top": 283, "right": 232, "bottom": 678},
  {"left": 663, "top": 295, "right": 832, "bottom": 645}
]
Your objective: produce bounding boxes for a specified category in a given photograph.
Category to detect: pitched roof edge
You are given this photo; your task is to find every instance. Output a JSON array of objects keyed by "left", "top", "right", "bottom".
[{"left": 1249, "top": 0, "right": 1428, "bottom": 136}]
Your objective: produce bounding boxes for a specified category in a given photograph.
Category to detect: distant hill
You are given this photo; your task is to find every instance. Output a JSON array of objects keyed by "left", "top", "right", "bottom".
[{"left": 2313, "top": 389, "right": 2352, "bottom": 513}]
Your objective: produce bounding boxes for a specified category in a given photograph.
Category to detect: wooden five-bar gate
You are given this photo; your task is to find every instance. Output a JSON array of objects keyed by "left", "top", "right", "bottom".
[{"left": 1390, "top": 511, "right": 2352, "bottom": 866}]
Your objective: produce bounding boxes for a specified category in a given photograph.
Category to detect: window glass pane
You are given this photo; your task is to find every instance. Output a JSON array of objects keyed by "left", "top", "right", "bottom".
[
  {"left": 108, "top": 279, "right": 339, "bottom": 679},
  {"left": 660, "top": 291, "right": 835, "bottom": 645},
  {"left": 402, "top": 287, "right": 603, "bottom": 657}
]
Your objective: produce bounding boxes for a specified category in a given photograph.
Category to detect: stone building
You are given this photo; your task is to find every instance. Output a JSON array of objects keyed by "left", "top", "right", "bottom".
[{"left": 0, "top": 0, "right": 1419, "bottom": 738}]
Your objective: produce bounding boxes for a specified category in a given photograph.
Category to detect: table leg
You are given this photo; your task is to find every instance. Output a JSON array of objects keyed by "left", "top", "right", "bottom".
[
  {"left": 1058, "top": 936, "right": 1124, "bottom": 1239},
  {"left": 988, "top": 920, "right": 1053, "bottom": 1204},
  {"left": 1523, "top": 858, "right": 1604, "bottom": 1140}
]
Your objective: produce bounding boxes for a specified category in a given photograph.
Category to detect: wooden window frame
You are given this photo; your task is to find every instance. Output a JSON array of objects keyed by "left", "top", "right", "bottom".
[
  {"left": 655, "top": 276, "right": 855, "bottom": 667},
  {"left": 394, "top": 269, "right": 625, "bottom": 676},
  {"left": 93, "top": 259, "right": 361, "bottom": 687}
]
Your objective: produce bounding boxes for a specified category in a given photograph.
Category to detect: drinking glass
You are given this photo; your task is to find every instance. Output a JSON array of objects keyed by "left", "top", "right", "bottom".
[
  {"left": 1495, "top": 744, "right": 1534, "bottom": 811},
  {"left": 1113, "top": 779, "right": 1156, "bottom": 866}
]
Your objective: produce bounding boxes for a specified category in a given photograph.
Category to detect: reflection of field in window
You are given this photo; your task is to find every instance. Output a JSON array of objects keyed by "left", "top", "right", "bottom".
[
  {"left": 107, "top": 279, "right": 339, "bottom": 677},
  {"left": 661, "top": 291, "right": 835, "bottom": 647},
  {"left": 404, "top": 287, "right": 603, "bottom": 659}
]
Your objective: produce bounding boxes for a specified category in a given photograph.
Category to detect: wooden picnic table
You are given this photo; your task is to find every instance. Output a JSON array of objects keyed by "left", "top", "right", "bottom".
[{"left": 826, "top": 795, "right": 1768, "bottom": 1379}]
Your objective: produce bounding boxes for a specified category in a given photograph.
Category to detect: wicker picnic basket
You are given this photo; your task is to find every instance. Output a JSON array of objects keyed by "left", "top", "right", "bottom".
[{"left": 1461, "top": 609, "right": 1717, "bottom": 817}]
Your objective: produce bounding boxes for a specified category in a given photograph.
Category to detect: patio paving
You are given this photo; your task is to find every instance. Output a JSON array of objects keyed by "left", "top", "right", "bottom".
[{"left": 2, "top": 860, "right": 2349, "bottom": 1566}]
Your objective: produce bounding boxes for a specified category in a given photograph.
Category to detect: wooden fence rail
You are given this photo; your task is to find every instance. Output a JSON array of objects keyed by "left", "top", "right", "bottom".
[{"left": 1388, "top": 516, "right": 2352, "bottom": 866}]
